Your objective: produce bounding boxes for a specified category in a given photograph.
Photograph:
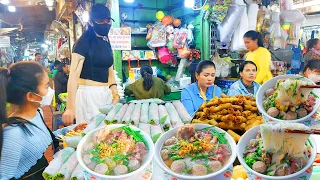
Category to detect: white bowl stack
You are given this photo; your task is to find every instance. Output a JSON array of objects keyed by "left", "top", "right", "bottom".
[{"left": 114, "top": 70, "right": 125, "bottom": 99}]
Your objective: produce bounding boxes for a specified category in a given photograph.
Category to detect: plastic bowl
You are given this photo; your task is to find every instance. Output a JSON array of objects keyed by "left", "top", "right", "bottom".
[
  {"left": 154, "top": 124, "right": 237, "bottom": 180},
  {"left": 237, "top": 125, "right": 317, "bottom": 180},
  {"left": 77, "top": 124, "right": 155, "bottom": 180},
  {"left": 256, "top": 75, "right": 320, "bottom": 126}
]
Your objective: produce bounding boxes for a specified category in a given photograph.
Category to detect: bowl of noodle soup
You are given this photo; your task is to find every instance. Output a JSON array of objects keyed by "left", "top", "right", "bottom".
[
  {"left": 237, "top": 124, "right": 317, "bottom": 180},
  {"left": 256, "top": 75, "right": 320, "bottom": 126}
]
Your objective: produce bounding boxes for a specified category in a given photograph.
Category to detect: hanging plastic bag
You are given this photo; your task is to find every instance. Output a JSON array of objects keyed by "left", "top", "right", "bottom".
[
  {"left": 158, "top": 47, "right": 171, "bottom": 64},
  {"left": 231, "top": 1, "right": 248, "bottom": 51},
  {"left": 247, "top": 3, "right": 259, "bottom": 31},
  {"left": 173, "top": 28, "right": 188, "bottom": 49},
  {"left": 148, "top": 22, "right": 167, "bottom": 48},
  {"left": 187, "top": 24, "right": 195, "bottom": 47},
  {"left": 175, "top": 58, "right": 188, "bottom": 81},
  {"left": 178, "top": 46, "right": 191, "bottom": 59},
  {"left": 220, "top": 61, "right": 230, "bottom": 77},
  {"left": 218, "top": 3, "right": 245, "bottom": 43},
  {"left": 212, "top": 52, "right": 222, "bottom": 77}
]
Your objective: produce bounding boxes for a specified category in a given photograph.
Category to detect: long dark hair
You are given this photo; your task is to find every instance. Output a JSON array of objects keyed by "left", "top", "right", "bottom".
[
  {"left": 304, "top": 60, "right": 320, "bottom": 73},
  {"left": 244, "top": 30, "right": 264, "bottom": 47},
  {"left": 239, "top": 61, "right": 258, "bottom": 73},
  {"left": 0, "top": 62, "right": 45, "bottom": 158},
  {"left": 140, "top": 66, "right": 154, "bottom": 91},
  {"left": 306, "top": 39, "right": 319, "bottom": 52}
]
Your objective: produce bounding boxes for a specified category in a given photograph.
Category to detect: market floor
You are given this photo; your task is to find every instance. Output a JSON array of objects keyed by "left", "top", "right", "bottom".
[{"left": 43, "top": 106, "right": 54, "bottom": 162}]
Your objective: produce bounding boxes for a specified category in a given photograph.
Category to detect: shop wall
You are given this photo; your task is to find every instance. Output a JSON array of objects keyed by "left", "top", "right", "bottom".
[{"left": 302, "top": 15, "right": 320, "bottom": 27}]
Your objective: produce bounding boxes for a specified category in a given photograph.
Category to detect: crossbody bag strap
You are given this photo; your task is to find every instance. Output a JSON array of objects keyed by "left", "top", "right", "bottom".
[{"left": 37, "top": 109, "right": 59, "bottom": 151}]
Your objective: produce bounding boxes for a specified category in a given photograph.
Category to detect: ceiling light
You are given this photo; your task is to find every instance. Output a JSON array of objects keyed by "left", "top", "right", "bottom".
[
  {"left": 45, "top": 40, "right": 52, "bottom": 45},
  {"left": 46, "top": 0, "right": 54, "bottom": 7},
  {"left": 184, "top": 0, "right": 194, "bottom": 8},
  {"left": 41, "top": 44, "right": 48, "bottom": 48},
  {"left": 8, "top": 6, "right": 16, "bottom": 12},
  {"left": 83, "top": 11, "right": 89, "bottom": 23},
  {"left": 1, "top": 0, "right": 9, "bottom": 5},
  {"left": 124, "top": 0, "right": 134, "bottom": 2},
  {"left": 294, "top": 0, "right": 320, "bottom": 9}
]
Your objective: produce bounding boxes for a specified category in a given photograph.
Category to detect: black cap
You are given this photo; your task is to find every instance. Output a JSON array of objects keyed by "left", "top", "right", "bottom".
[{"left": 90, "top": 3, "right": 114, "bottom": 22}]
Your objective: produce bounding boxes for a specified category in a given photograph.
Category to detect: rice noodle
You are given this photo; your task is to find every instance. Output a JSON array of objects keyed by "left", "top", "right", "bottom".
[{"left": 260, "top": 123, "right": 310, "bottom": 157}]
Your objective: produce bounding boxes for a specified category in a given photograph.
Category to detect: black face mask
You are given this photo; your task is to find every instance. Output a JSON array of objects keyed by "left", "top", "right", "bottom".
[{"left": 92, "top": 22, "right": 111, "bottom": 36}]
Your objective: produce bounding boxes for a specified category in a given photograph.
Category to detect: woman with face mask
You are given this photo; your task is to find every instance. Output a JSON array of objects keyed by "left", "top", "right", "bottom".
[
  {"left": 0, "top": 62, "right": 58, "bottom": 179},
  {"left": 303, "top": 60, "right": 320, "bottom": 84},
  {"left": 181, "top": 60, "right": 223, "bottom": 115},
  {"left": 227, "top": 61, "right": 260, "bottom": 97},
  {"left": 62, "top": 4, "right": 119, "bottom": 125}
]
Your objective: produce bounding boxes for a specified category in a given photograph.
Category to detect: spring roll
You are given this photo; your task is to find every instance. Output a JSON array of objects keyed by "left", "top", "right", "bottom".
[
  {"left": 130, "top": 103, "right": 141, "bottom": 126},
  {"left": 140, "top": 103, "right": 150, "bottom": 124},
  {"left": 122, "top": 103, "right": 135, "bottom": 124},
  {"left": 151, "top": 125, "right": 163, "bottom": 143},
  {"left": 209, "top": 103, "right": 232, "bottom": 113},
  {"left": 172, "top": 100, "right": 192, "bottom": 123},
  {"left": 70, "top": 163, "right": 84, "bottom": 180},
  {"left": 104, "top": 103, "right": 123, "bottom": 124},
  {"left": 209, "top": 114, "right": 223, "bottom": 120},
  {"left": 138, "top": 123, "right": 151, "bottom": 136},
  {"left": 221, "top": 114, "right": 236, "bottom": 122},
  {"left": 43, "top": 147, "right": 75, "bottom": 180},
  {"left": 158, "top": 105, "right": 172, "bottom": 132},
  {"left": 218, "top": 98, "right": 239, "bottom": 104},
  {"left": 149, "top": 103, "right": 160, "bottom": 124},
  {"left": 165, "top": 103, "right": 183, "bottom": 126},
  {"left": 54, "top": 151, "right": 78, "bottom": 180},
  {"left": 82, "top": 114, "right": 106, "bottom": 134}
]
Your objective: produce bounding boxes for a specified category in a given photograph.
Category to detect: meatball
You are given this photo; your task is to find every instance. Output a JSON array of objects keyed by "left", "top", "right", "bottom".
[
  {"left": 114, "top": 165, "right": 128, "bottom": 175},
  {"left": 265, "top": 88, "right": 275, "bottom": 97},
  {"left": 164, "top": 137, "right": 178, "bottom": 146},
  {"left": 94, "top": 163, "right": 108, "bottom": 175},
  {"left": 128, "top": 159, "right": 140, "bottom": 171},
  {"left": 161, "top": 149, "right": 170, "bottom": 160},
  {"left": 177, "top": 125, "right": 195, "bottom": 140},
  {"left": 83, "top": 142, "right": 94, "bottom": 153},
  {"left": 191, "top": 164, "right": 208, "bottom": 176},
  {"left": 275, "top": 166, "right": 287, "bottom": 176},
  {"left": 170, "top": 160, "right": 186, "bottom": 174},
  {"left": 297, "top": 108, "right": 308, "bottom": 118},
  {"left": 284, "top": 111, "right": 298, "bottom": 120},
  {"left": 83, "top": 154, "right": 93, "bottom": 165},
  {"left": 105, "top": 157, "right": 116, "bottom": 170},
  {"left": 267, "top": 107, "right": 279, "bottom": 118},
  {"left": 252, "top": 161, "right": 267, "bottom": 173},
  {"left": 208, "top": 161, "right": 222, "bottom": 172}
]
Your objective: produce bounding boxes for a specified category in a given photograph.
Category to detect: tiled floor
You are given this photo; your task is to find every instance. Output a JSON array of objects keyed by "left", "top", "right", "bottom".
[{"left": 42, "top": 106, "right": 54, "bottom": 162}]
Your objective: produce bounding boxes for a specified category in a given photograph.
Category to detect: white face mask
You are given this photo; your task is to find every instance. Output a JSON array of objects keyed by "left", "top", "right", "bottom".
[
  {"left": 308, "top": 74, "right": 320, "bottom": 83},
  {"left": 33, "top": 87, "right": 55, "bottom": 107}
]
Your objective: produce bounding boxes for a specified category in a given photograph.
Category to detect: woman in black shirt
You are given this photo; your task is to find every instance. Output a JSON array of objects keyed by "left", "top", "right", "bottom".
[
  {"left": 62, "top": 4, "right": 119, "bottom": 125},
  {"left": 54, "top": 61, "right": 69, "bottom": 108}
]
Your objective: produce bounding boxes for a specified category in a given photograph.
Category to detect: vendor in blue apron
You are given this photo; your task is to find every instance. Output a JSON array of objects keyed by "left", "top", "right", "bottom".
[{"left": 181, "top": 60, "right": 223, "bottom": 116}]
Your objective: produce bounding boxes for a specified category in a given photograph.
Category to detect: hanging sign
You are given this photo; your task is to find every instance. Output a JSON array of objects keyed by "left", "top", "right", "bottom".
[
  {"left": 108, "top": 27, "right": 131, "bottom": 50},
  {"left": 0, "top": 36, "right": 10, "bottom": 47}
]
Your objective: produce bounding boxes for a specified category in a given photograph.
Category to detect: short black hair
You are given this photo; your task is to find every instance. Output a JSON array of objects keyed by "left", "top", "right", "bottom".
[
  {"left": 244, "top": 30, "right": 264, "bottom": 47},
  {"left": 54, "top": 60, "right": 61, "bottom": 67},
  {"left": 35, "top": 53, "right": 41, "bottom": 56},
  {"left": 239, "top": 61, "right": 257, "bottom": 73},
  {"left": 304, "top": 60, "right": 320, "bottom": 73},
  {"left": 195, "top": 60, "right": 216, "bottom": 75}
]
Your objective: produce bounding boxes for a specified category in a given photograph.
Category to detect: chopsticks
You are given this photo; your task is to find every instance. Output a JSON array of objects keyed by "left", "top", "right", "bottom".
[
  {"left": 284, "top": 129, "right": 320, "bottom": 135},
  {"left": 301, "top": 85, "right": 320, "bottom": 88}
]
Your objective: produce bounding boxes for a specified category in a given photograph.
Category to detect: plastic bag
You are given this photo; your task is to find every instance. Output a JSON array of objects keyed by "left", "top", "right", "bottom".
[
  {"left": 158, "top": 47, "right": 171, "bottom": 64},
  {"left": 178, "top": 46, "right": 191, "bottom": 59},
  {"left": 280, "top": 10, "right": 305, "bottom": 23},
  {"left": 187, "top": 24, "right": 195, "bottom": 47},
  {"left": 175, "top": 58, "right": 188, "bottom": 81},
  {"left": 173, "top": 28, "right": 188, "bottom": 49},
  {"left": 231, "top": 4, "right": 248, "bottom": 51},
  {"left": 247, "top": 3, "right": 259, "bottom": 31},
  {"left": 148, "top": 22, "right": 167, "bottom": 48},
  {"left": 218, "top": 4, "right": 245, "bottom": 43}
]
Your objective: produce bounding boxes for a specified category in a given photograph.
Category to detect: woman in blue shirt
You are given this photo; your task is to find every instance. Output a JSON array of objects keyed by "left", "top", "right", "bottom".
[
  {"left": 181, "top": 60, "right": 222, "bottom": 115},
  {"left": 0, "top": 62, "right": 57, "bottom": 179},
  {"left": 227, "top": 61, "right": 260, "bottom": 97}
]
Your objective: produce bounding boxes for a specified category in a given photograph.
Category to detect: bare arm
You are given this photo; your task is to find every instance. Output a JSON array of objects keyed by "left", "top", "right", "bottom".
[
  {"left": 108, "top": 66, "right": 120, "bottom": 104},
  {"left": 62, "top": 53, "right": 84, "bottom": 125}
]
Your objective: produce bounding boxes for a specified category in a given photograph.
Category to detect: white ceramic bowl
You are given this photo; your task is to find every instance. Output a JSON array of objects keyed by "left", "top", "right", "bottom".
[
  {"left": 256, "top": 75, "right": 320, "bottom": 126},
  {"left": 154, "top": 124, "right": 237, "bottom": 180},
  {"left": 77, "top": 124, "right": 155, "bottom": 180},
  {"left": 237, "top": 125, "right": 317, "bottom": 180}
]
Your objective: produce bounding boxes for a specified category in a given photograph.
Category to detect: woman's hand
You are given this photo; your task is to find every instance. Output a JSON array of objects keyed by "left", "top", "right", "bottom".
[
  {"left": 112, "top": 96, "right": 120, "bottom": 104},
  {"left": 62, "top": 109, "right": 75, "bottom": 125}
]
